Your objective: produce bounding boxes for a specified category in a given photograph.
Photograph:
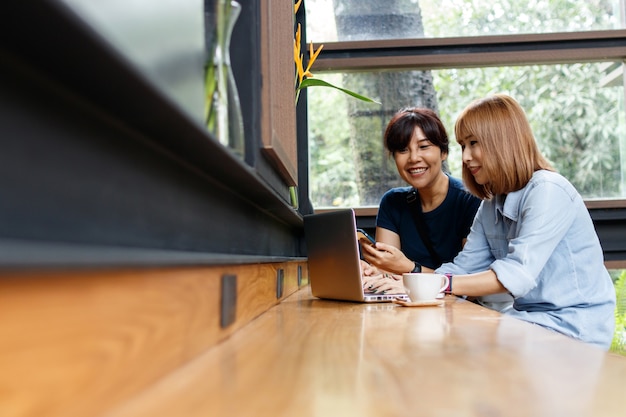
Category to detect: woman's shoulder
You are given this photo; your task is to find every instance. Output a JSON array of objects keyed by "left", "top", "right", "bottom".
[
  {"left": 379, "top": 186, "right": 413, "bottom": 208},
  {"left": 528, "top": 169, "right": 576, "bottom": 184},
  {"left": 528, "top": 170, "right": 578, "bottom": 196},
  {"left": 447, "top": 175, "right": 467, "bottom": 191},
  {"left": 505, "top": 170, "right": 580, "bottom": 210},
  {"left": 381, "top": 186, "right": 413, "bottom": 199},
  {"left": 447, "top": 176, "right": 481, "bottom": 201},
  {"left": 531, "top": 169, "right": 562, "bottom": 180}
]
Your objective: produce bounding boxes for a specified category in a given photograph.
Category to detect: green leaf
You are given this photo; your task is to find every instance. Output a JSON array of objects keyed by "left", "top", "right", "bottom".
[{"left": 297, "top": 78, "right": 381, "bottom": 104}]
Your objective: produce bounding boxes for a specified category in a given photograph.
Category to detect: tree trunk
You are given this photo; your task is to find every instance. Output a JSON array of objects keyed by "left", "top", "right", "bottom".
[{"left": 332, "top": 0, "right": 438, "bottom": 205}]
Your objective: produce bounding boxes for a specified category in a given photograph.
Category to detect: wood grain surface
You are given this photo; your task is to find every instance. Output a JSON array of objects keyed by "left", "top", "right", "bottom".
[
  {"left": 106, "top": 287, "right": 626, "bottom": 417},
  {"left": 0, "top": 261, "right": 307, "bottom": 417}
]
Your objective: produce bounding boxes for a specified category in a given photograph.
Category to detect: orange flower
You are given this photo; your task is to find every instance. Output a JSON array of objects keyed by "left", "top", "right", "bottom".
[
  {"left": 292, "top": 0, "right": 378, "bottom": 105},
  {"left": 293, "top": 18, "right": 323, "bottom": 87}
]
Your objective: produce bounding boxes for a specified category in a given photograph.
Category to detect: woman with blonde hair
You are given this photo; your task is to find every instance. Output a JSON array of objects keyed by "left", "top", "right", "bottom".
[{"left": 436, "top": 94, "right": 616, "bottom": 349}]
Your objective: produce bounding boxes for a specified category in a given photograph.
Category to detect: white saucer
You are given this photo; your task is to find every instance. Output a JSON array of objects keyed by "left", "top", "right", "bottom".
[{"left": 392, "top": 298, "right": 444, "bottom": 307}]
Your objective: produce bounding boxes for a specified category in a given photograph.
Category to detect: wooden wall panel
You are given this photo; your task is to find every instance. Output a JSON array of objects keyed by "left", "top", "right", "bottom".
[
  {"left": 0, "top": 262, "right": 308, "bottom": 417},
  {"left": 259, "top": 0, "right": 298, "bottom": 186}
]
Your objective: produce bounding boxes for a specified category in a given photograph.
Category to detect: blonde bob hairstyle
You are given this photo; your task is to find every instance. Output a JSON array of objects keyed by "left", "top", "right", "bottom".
[{"left": 455, "top": 94, "right": 554, "bottom": 199}]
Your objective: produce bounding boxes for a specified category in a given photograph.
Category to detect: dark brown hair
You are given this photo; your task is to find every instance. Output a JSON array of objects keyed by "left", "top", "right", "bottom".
[{"left": 384, "top": 107, "right": 449, "bottom": 157}]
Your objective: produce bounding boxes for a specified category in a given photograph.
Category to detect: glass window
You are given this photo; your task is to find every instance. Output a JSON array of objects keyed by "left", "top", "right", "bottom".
[
  {"left": 308, "top": 63, "right": 626, "bottom": 208},
  {"left": 306, "top": 0, "right": 624, "bottom": 42}
]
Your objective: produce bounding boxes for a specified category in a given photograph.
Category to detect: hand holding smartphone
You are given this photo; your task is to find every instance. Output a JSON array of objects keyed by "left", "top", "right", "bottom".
[{"left": 356, "top": 228, "right": 376, "bottom": 246}]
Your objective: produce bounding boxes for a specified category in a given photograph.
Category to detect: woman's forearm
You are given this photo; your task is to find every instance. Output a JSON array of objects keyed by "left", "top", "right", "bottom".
[{"left": 449, "top": 269, "right": 507, "bottom": 296}]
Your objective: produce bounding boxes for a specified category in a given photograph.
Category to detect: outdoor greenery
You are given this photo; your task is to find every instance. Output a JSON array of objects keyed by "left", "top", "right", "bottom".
[
  {"left": 419, "top": 0, "right": 620, "bottom": 38},
  {"left": 611, "top": 270, "right": 626, "bottom": 355},
  {"left": 307, "top": 0, "right": 625, "bottom": 207},
  {"left": 434, "top": 64, "right": 625, "bottom": 198}
]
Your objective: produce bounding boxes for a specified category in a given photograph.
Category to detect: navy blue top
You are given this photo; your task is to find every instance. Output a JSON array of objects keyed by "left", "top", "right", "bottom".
[{"left": 376, "top": 176, "right": 481, "bottom": 269}]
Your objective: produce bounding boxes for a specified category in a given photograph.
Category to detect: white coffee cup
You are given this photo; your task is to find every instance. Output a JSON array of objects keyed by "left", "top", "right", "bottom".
[{"left": 402, "top": 273, "right": 449, "bottom": 302}]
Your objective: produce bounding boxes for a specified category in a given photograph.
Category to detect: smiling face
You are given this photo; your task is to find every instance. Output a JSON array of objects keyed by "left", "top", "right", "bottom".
[
  {"left": 394, "top": 127, "right": 448, "bottom": 190},
  {"left": 458, "top": 134, "right": 489, "bottom": 185}
]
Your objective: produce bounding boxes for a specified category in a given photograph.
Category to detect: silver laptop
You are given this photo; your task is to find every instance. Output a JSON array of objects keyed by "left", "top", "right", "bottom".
[{"left": 303, "top": 209, "right": 409, "bottom": 303}]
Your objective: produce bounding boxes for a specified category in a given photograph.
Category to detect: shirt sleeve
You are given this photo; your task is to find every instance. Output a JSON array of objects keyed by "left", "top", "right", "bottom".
[
  {"left": 376, "top": 190, "right": 400, "bottom": 234},
  {"left": 491, "top": 180, "right": 578, "bottom": 297}
]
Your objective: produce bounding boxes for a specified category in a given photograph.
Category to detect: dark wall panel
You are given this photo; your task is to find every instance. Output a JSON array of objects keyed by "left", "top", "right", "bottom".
[{"left": 0, "top": 0, "right": 307, "bottom": 268}]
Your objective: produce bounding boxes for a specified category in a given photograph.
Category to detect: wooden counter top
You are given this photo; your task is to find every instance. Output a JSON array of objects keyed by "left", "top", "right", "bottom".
[{"left": 107, "top": 287, "right": 626, "bottom": 417}]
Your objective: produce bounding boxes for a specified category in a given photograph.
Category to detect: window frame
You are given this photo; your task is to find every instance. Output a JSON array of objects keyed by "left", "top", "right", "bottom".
[
  {"left": 312, "top": 30, "right": 626, "bottom": 71},
  {"left": 308, "top": 29, "right": 626, "bottom": 209}
]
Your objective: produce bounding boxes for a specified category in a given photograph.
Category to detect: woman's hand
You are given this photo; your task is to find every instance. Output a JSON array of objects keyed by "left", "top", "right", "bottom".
[
  {"left": 362, "top": 271, "right": 405, "bottom": 294},
  {"left": 360, "top": 241, "right": 413, "bottom": 275},
  {"left": 360, "top": 260, "right": 405, "bottom": 294},
  {"left": 360, "top": 259, "right": 379, "bottom": 277}
]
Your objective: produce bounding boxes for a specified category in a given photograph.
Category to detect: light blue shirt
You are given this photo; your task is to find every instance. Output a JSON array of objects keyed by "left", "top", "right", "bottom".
[{"left": 437, "top": 170, "right": 616, "bottom": 349}]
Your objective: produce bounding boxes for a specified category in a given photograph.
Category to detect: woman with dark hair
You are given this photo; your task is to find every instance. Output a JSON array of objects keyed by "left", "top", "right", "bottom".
[
  {"left": 359, "top": 107, "right": 482, "bottom": 297},
  {"left": 435, "top": 94, "right": 615, "bottom": 349}
]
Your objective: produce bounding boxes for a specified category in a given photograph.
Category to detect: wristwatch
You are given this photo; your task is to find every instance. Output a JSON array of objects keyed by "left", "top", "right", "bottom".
[{"left": 410, "top": 262, "right": 422, "bottom": 273}]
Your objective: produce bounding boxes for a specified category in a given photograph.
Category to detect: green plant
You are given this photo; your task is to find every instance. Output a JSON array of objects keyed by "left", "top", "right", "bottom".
[
  {"left": 293, "top": 0, "right": 379, "bottom": 106},
  {"left": 610, "top": 270, "right": 626, "bottom": 355}
]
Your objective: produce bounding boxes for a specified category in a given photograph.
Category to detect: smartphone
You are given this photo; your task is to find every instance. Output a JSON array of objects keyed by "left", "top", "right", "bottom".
[{"left": 356, "top": 228, "right": 376, "bottom": 246}]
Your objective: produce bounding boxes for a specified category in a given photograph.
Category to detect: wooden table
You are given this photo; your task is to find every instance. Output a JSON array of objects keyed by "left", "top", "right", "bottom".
[{"left": 106, "top": 287, "right": 626, "bottom": 417}]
